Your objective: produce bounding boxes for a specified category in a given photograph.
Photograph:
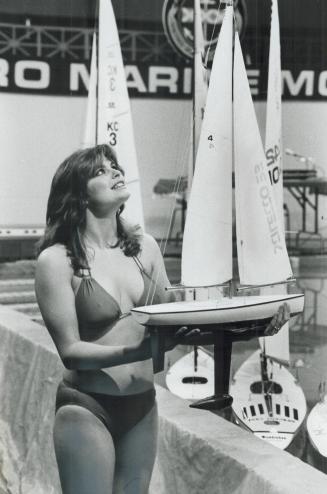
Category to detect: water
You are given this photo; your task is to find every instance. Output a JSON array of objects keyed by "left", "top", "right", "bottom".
[{"left": 158, "top": 255, "right": 327, "bottom": 473}]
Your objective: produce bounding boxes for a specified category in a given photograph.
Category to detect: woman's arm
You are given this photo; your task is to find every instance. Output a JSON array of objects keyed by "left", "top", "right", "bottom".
[
  {"left": 35, "top": 246, "right": 152, "bottom": 370},
  {"left": 141, "top": 233, "right": 179, "bottom": 303}
]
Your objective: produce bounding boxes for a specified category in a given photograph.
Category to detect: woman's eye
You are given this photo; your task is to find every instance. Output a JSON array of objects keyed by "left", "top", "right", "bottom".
[{"left": 95, "top": 168, "right": 106, "bottom": 176}]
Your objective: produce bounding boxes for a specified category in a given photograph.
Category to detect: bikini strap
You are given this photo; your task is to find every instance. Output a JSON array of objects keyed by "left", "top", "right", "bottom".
[
  {"left": 75, "top": 266, "right": 92, "bottom": 279},
  {"left": 132, "top": 256, "right": 152, "bottom": 281}
]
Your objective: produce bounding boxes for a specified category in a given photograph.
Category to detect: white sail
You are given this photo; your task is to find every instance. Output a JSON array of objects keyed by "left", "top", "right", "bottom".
[
  {"left": 181, "top": 6, "right": 233, "bottom": 287},
  {"left": 187, "top": 0, "right": 208, "bottom": 193},
  {"left": 97, "top": 0, "right": 144, "bottom": 227},
  {"left": 261, "top": 0, "right": 290, "bottom": 364},
  {"left": 265, "top": 0, "right": 283, "bottom": 223},
  {"left": 82, "top": 33, "right": 97, "bottom": 148},
  {"left": 193, "top": 0, "right": 208, "bottom": 153},
  {"left": 233, "top": 33, "right": 292, "bottom": 286}
]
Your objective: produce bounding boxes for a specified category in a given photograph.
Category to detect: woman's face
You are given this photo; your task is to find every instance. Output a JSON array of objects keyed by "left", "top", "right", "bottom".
[{"left": 86, "top": 158, "right": 130, "bottom": 212}]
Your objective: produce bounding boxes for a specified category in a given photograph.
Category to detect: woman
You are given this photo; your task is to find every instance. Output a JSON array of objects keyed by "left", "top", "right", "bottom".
[{"left": 35, "top": 144, "right": 289, "bottom": 494}]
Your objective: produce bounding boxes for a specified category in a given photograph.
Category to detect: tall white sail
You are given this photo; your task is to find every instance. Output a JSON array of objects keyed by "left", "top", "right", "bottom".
[
  {"left": 261, "top": 0, "right": 290, "bottom": 364},
  {"left": 97, "top": 0, "right": 144, "bottom": 227},
  {"left": 181, "top": 6, "right": 233, "bottom": 287},
  {"left": 193, "top": 0, "right": 208, "bottom": 153},
  {"left": 187, "top": 0, "right": 208, "bottom": 196},
  {"left": 233, "top": 33, "right": 292, "bottom": 286},
  {"left": 82, "top": 33, "right": 97, "bottom": 148},
  {"left": 265, "top": 0, "right": 283, "bottom": 222}
]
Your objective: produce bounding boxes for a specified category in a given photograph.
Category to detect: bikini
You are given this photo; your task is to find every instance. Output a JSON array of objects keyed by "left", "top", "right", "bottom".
[{"left": 55, "top": 256, "right": 161, "bottom": 441}]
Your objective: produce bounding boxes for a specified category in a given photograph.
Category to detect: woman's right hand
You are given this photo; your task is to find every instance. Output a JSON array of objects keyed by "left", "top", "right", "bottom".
[{"left": 130, "top": 326, "right": 201, "bottom": 359}]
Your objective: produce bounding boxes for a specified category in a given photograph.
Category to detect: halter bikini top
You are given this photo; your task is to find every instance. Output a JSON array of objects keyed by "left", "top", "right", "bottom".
[{"left": 74, "top": 256, "right": 160, "bottom": 342}]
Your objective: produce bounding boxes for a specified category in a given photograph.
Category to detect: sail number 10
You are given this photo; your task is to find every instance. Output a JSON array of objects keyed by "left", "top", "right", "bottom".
[{"left": 266, "top": 145, "right": 281, "bottom": 185}]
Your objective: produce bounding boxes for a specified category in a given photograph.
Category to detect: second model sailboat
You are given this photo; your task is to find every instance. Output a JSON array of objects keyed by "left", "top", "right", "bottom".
[
  {"left": 231, "top": 0, "right": 306, "bottom": 449},
  {"left": 83, "top": 0, "right": 144, "bottom": 228}
]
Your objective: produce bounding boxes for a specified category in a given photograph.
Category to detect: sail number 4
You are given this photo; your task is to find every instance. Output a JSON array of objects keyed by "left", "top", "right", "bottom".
[{"left": 208, "top": 135, "right": 214, "bottom": 149}]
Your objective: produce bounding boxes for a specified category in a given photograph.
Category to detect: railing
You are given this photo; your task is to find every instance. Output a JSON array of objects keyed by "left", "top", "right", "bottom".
[
  {"left": 0, "top": 22, "right": 175, "bottom": 63},
  {"left": 0, "top": 21, "right": 324, "bottom": 66}
]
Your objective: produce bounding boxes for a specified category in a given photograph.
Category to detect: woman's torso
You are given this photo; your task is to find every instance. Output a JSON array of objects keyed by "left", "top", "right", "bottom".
[{"left": 63, "top": 245, "right": 164, "bottom": 395}]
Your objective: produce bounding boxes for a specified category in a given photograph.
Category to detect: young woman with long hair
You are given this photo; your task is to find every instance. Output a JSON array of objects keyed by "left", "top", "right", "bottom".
[{"left": 35, "top": 144, "right": 290, "bottom": 494}]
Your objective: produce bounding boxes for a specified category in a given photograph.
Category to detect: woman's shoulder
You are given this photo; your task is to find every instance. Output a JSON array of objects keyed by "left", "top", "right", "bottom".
[
  {"left": 140, "top": 233, "right": 160, "bottom": 256},
  {"left": 36, "top": 244, "right": 72, "bottom": 279},
  {"left": 138, "top": 233, "right": 163, "bottom": 270}
]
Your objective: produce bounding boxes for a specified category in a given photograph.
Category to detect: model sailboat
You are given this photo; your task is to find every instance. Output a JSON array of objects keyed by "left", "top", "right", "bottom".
[
  {"left": 307, "top": 383, "right": 327, "bottom": 472},
  {"left": 231, "top": 0, "right": 306, "bottom": 449},
  {"left": 132, "top": 2, "right": 304, "bottom": 409},
  {"left": 132, "top": 3, "right": 303, "bottom": 328},
  {"left": 83, "top": 0, "right": 144, "bottom": 227}
]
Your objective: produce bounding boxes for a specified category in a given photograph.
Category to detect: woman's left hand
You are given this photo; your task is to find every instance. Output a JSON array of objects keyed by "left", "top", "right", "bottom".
[
  {"left": 263, "top": 302, "right": 291, "bottom": 336},
  {"left": 164, "top": 326, "right": 202, "bottom": 351}
]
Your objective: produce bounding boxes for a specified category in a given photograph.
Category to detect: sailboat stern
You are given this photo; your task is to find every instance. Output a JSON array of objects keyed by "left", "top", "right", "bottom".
[
  {"left": 166, "top": 348, "right": 215, "bottom": 401},
  {"left": 230, "top": 350, "right": 307, "bottom": 450},
  {"left": 307, "top": 398, "right": 327, "bottom": 459}
]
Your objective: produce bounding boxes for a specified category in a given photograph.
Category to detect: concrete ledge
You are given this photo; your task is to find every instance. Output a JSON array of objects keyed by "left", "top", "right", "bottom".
[
  {"left": 155, "top": 387, "right": 327, "bottom": 493},
  {"left": 0, "top": 306, "right": 327, "bottom": 494},
  {"left": 0, "top": 307, "right": 62, "bottom": 494}
]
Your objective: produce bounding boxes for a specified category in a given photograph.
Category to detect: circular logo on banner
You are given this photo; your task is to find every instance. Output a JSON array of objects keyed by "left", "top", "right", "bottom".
[{"left": 162, "top": 0, "right": 247, "bottom": 62}]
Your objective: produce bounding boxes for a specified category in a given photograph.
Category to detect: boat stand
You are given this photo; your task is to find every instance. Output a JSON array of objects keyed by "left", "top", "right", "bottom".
[
  {"left": 150, "top": 328, "right": 234, "bottom": 410},
  {"left": 190, "top": 331, "right": 233, "bottom": 411}
]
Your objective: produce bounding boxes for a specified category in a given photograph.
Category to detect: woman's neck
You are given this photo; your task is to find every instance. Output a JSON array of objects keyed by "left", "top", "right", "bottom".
[{"left": 84, "top": 212, "right": 119, "bottom": 249}]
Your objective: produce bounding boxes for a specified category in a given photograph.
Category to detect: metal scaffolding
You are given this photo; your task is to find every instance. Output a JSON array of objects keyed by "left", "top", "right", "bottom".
[
  {"left": 0, "top": 22, "right": 176, "bottom": 63},
  {"left": 0, "top": 21, "right": 324, "bottom": 66}
]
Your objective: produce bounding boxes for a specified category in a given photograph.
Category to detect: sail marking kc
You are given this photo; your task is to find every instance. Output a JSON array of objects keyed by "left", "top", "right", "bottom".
[{"left": 83, "top": 0, "right": 145, "bottom": 227}]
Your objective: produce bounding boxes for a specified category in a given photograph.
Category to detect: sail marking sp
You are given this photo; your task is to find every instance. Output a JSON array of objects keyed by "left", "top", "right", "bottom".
[
  {"left": 261, "top": 0, "right": 290, "bottom": 364},
  {"left": 233, "top": 33, "right": 292, "bottom": 286},
  {"left": 265, "top": 0, "right": 284, "bottom": 226}
]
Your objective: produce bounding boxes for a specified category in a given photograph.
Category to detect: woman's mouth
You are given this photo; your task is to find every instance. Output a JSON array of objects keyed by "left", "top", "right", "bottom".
[{"left": 111, "top": 181, "right": 125, "bottom": 190}]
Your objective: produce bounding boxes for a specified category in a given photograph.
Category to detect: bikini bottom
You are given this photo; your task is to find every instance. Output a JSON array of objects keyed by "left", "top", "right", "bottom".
[{"left": 55, "top": 381, "right": 156, "bottom": 442}]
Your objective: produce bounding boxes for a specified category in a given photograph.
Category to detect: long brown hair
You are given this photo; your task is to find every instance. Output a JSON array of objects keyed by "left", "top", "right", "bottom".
[{"left": 37, "top": 144, "right": 142, "bottom": 271}]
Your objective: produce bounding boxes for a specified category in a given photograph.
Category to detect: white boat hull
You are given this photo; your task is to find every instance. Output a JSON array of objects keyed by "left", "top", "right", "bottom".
[
  {"left": 166, "top": 349, "right": 215, "bottom": 401},
  {"left": 307, "top": 397, "right": 327, "bottom": 458},
  {"left": 131, "top": 293, "right": 304, "bottom": 328},
  {"left": 230, "top": 349, "right": 307, "bottom": 450}
]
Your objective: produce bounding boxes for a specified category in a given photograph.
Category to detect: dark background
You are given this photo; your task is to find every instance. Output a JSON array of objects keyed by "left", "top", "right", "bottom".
[{"left": 0, "top": 0, "right": 326, "bottom": 99}]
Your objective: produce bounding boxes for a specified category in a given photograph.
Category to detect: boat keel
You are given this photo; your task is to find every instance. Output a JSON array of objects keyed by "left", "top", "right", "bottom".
[{"left": 190, "top": 393, "right": 233, "bottom": 410}]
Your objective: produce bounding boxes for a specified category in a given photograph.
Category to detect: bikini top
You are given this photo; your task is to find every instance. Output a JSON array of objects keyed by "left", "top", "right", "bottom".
[{"left": 74, "top": 256, "right": 162, "bottom": 342}]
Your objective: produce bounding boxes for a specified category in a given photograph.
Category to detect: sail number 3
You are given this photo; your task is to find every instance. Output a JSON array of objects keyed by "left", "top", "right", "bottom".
[{"left": 107, "top": 120, "right": 118, "bottom": 146}]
